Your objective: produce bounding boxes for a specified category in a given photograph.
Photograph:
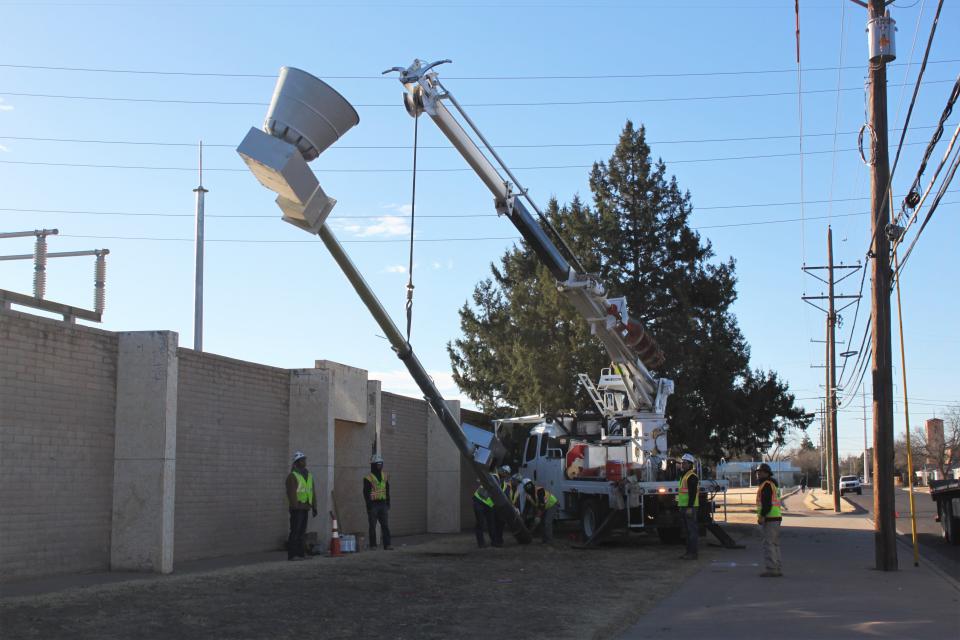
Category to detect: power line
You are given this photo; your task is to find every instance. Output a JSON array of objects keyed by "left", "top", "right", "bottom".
[
  {"left": 0, "top": 125, "right": 944, "bottom": 149},
  {"left": 2, "top": 193, "right": 954, "bottom": 219},
  {"left": 0, "top": 79, "right": 954, "bottom": 109},
  {"left": 0, "top": 140, "right": 936, "bottom": 173},
  {"left": 6, "top": 201, "right": 951, "bottom": 242},
  {"left": 1, "top": 58, "right": 954, "bottom": 81}
]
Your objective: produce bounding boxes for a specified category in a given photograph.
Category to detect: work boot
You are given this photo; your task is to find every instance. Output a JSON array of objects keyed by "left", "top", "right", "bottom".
[
  {"left": 759, "top": 571, "right": 783, "bottom": 577},
  {"left": 383, "top": 545, "right": 394, "bottom": 550}
]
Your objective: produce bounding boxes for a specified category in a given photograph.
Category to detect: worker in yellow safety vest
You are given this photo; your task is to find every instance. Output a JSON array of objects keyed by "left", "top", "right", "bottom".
[
  {"left": 677, "top": 452, "right": 700, "bottom": 560},
  {"left": 363, "top": 453, "right": 392, "bottom": 550},
  {"left": 473, "top": 468, "right": 500, "bottom": 548},
  {"left": 755, "top": 463, "right": 783, "bottom": 577},
  {"left": 522, "top": 478, "right": 559, "bottom": 543},
  {"left": 285, "top": 450, "right": 317, "bottom": 561}
]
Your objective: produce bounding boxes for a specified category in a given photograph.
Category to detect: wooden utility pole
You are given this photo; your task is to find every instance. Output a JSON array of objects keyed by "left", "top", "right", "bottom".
[
  {"left": 803, "top": 229, "right": 859, "bottom": 510},
  {"left": 865, "top": 0, "right": 898, "bottom": 572},
  {"left": 827, "top": 227, "right": 841, "bottom": 512}
]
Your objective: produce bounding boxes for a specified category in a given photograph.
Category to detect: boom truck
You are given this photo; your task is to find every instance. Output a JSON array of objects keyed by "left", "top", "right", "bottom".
[{"left": 237, "top": 59, "right": 729, "bottom": 548}]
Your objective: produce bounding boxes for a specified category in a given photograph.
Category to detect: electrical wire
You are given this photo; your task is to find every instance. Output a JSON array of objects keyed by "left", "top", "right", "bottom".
[
  {"left": 6, "top": 201, "right": 950, "bottom": 242},
  {"left": 0, "top": 125, "right": 945, "bottom": 149},
  {"left": 0, "top": 141, "right": 936, "bottom": 173},
  {"left": 0, "top": 79, "right": 954, "bottom": 109},
  {"left": 5, "top": 191, "right": 955, "bottom": 218},
  {"left": 0, "top": 58, "right": 955, "bottom": 81},
  {"left": 826, "top": 0, "right": 847, "bottom": 223}
]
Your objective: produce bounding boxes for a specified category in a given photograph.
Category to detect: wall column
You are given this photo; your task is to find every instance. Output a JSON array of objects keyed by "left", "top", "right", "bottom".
[
  {"left": 110, "top": 331, "right": 178, "bottom": 573},
  {"left": 288, "top": 368, "right": 333, "bottom": 549},
  {"left": 427, "top": 400, "right": 461, "bottom": 533}
]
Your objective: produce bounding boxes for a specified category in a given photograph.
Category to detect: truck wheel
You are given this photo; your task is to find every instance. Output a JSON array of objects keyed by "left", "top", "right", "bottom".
[
  {"left": 656, "top": 526, "right": 683, "bottom": 545},
  {"left": 580, "top": 500, "right": 607, "bottom": 541}
]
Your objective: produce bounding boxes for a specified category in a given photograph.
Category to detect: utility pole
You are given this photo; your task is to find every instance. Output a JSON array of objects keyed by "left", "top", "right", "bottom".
[
  {"left": 827, "top": 227, "right": 840, "bottom": 512},
  {"left": 193, "top": 140, "right": 208, "bottom": 352},
  {"left": 803, "top": 227, "right": 860, "bottom": 511},
  {"left": 857, "top": 0, "right": 899, "bottom": 571}
]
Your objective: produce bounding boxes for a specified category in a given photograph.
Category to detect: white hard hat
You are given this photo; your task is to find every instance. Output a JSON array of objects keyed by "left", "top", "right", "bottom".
[
  {"left": 292, "top": 450, "right": 306, "bottom": 463},
  {"left": 370, "top": 453, "right": 384, "bottom": 464},
  {"left": 499, "top": 465, "right": 511, "bottom": 474},
  {"left": 681, "top": 453, "right": 696, "bottom": 464}
]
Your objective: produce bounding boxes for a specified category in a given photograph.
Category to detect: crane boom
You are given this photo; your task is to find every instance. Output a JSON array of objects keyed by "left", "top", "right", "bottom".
[{"left": 388, "top": 59, "right": 672, "bottom": 415}]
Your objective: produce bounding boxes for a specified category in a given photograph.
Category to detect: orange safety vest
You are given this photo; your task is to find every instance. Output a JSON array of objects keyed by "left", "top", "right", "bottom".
[{"left": 756, "top": 479, "right": 782, "bottom": 517}]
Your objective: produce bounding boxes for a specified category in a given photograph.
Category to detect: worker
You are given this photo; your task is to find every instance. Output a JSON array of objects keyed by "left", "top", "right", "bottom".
[
  {"left": 285, "top": 450, "right": 317, "bottom": 561},
  {"left": 522, "top": 478, "right": 558, "bottom": 543},
  {"left": 755, "top": 462, "right": 783, "bottom": 577},
  {"left": 472, "top": 469, "right": 498, "bottom": 548},
  {"left": 677, "top": 452, "right": 699, "bottom": 560},
  {"left": 490, "top": 465, "right": 513, "bottom": 547},
  {"left": 363, "top": 453, "right": 393, "bottom": 550}
]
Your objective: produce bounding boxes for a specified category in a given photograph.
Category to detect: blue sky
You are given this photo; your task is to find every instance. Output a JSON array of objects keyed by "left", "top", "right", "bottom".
[{"left": 1, "top": 0, "right": 957, "bottom": 457}]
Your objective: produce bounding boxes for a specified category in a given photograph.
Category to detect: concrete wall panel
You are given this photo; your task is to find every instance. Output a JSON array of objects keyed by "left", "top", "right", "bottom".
[
  {"left": 174, "top": 350, "right": 289, "bottom": 562},
  {"left": 379, "top": 393, "right": 428, "bottom": 536},
  {"left": 0, "top": 312, "right": 118, "bottom": 580}
]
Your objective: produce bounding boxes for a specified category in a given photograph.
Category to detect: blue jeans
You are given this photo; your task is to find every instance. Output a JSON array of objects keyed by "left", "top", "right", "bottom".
[
  {"left": 680, "top": 507, "right": 698, "bottom": 557},
  {"left": 367, "top": 502, "right": 391, "bottom": 548}
]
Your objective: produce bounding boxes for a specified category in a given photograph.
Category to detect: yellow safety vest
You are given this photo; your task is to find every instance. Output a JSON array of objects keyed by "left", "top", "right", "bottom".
[
  {"left": 542, "top": 488, "right": 558, "bottom": 510},
  {"left": 290, "top": 470, "right": 314, "bottom": 506},
  {"left": 756, "top": 480, "right": 782, "bottom": 518},
  {"left": 677, "top": 470, "right": 699, "bottom": 507},
  {"left": 366, "top": 472, "right": 389, "bottom": 502},
  {"left": 474, "top": 487, "right": 494, "bottom": 508}
]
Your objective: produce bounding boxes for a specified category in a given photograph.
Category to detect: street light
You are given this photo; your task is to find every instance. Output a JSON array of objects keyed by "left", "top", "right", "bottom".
[
  {"left": 235, "top": 66, "right": 532, "bottom": 544},
  {"left": 236, "top": 67, "right": 358, "bottom": 232}
]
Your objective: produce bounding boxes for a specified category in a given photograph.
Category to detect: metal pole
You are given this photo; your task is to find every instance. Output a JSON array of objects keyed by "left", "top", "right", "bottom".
[
  {"left": 893, "top": 244, "right": 920, "bottom": 566},
  {"left": 315, "top": 222, "right": 531, "bottom": 544},
  {"left": 863, "top": 386, "right": 870, "bottom": 485},
  {"left": 866, "top": 0, "right": 898, "bottom": 571},
  {"left": 828, "top": 226, "right": 841, "bottom": 512},
  {"left": 193, "top": 140, "right": 207, "bottom": 352}
]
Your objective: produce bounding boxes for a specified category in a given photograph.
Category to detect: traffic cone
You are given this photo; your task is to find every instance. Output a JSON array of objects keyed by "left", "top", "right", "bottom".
[{"left": 329, "top": 511, "right": 342, "bottom": 557}]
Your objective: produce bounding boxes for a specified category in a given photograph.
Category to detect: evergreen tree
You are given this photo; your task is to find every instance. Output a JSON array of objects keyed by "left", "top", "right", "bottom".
[{"left": 449, "top": 122, "right": 811, "bottom": 459}]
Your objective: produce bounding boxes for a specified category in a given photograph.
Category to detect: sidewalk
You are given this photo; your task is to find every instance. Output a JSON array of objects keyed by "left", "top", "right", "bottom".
[{"left": 620, "top": 493, "right": 960, "bottom": 640}]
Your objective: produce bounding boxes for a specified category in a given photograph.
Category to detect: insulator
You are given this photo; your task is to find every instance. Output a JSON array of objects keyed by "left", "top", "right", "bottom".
[
  {"left": 94, "top": 253, "right": 107, "bottom": 314},
  {"left": 33, "top": 234, "right": 47, "bottom": 299}
]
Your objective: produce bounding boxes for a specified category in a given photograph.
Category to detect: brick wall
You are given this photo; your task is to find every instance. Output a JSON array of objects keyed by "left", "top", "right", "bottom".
[
  {"left": 0, "top": 312, "right": 118, "bottom": 579},
  {"left": 173, "top": 350, "right": 290, "bottom": 562},
  {"left": 379, "top": 393, "right": 428, "bottom": 536}
]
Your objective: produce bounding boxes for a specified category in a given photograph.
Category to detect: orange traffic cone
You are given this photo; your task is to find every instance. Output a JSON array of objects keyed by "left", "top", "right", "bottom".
[{"left": 329, "top": 511, "right": 342, "bottom": 557}]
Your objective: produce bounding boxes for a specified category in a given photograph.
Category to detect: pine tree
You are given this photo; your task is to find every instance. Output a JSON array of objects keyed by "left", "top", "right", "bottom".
[{"left": 449, "top": 122, "right": 811, "bottom": 458}]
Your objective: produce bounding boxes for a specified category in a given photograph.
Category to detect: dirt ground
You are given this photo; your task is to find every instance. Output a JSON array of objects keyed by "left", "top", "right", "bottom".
[{"left": 0, "top": 524, "right": 745, "bottom": 640}]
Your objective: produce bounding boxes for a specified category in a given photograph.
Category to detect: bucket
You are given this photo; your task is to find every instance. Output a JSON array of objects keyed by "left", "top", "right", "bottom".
[
  {"left": 340, "top": 534, "right": 356, "bottom": 553},
  {"left": 264, "top": 67, "right": 360, "bottom": 162}
]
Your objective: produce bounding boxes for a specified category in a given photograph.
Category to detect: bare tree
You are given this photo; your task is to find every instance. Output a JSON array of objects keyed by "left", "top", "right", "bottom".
[{"left": 909, "top": 405, "right": 960, "bottom": 479}]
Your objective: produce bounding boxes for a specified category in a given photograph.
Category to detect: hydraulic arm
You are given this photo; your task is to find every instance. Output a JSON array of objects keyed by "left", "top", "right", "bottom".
[{"left": 386, "top": 59, "right": 673, "bottom": 415}]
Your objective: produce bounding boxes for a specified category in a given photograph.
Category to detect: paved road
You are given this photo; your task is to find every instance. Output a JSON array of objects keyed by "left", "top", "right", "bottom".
[
  {"left": 620, "top": 492, "right": 960, "bottom": 639},
  {"left": 846, "top": 485, "right": 959, "bottom": 575}
]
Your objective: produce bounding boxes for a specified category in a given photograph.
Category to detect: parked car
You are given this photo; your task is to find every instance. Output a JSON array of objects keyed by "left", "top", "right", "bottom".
[{"left": 839, "top": 475, "right": 862, "bottom": 495}]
